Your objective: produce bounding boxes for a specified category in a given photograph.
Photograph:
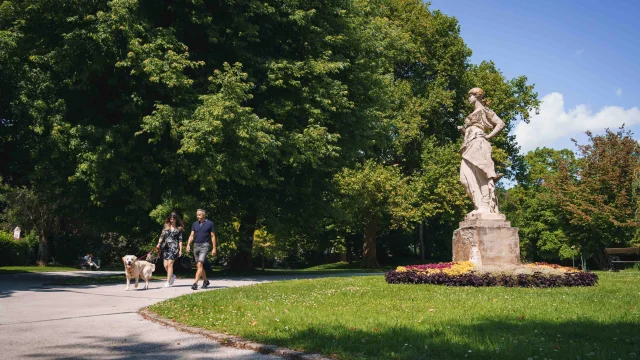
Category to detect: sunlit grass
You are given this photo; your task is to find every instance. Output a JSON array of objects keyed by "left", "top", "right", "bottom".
[
  {"left": 149, "top": 271, "right": 640, "bottom": 360},
  {"left": 260, "top": 261, "right": 387, "bottom": 274},
  {"left": 0, "top": 266, "right": 78, "bottom": 274}
]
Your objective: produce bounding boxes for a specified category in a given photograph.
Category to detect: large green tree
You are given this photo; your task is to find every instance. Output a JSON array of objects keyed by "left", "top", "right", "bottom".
[
  {"left": 500, "top": 148, "right": 578, "bottom": 262},
  {"left": 0, "top": 0, "right": 540, "bottom": 268},
  {"left": 331, "top": 1, "right": 539, "bottom": 267},
  {"left": 330, "top": 0, "right": 471, "bottom": 267},
  {"left": 334, "top": 160, "right": 416, "bottom": 268},
  {"left": 502, "top": 129, "right": 640, "bottom": 269},
  {"left": 548, "top": 128, "right": 640, "bottom": 268},
  {"left": 0, "top": 0, "right": 414, "bottom": 267}
]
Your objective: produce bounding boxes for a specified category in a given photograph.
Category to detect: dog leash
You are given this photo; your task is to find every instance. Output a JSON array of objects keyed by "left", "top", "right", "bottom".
[{"left": 137, "top": 247, "right": 159, "bottom": 260}]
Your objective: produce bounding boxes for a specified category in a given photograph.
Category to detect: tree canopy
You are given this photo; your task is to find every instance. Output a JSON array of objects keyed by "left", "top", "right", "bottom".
[
  {"left": 500, "top": 129, "right": 640, "bottom": 269},
  {"left": 1, "top": 0, "right": 545, "bottom": 268}
]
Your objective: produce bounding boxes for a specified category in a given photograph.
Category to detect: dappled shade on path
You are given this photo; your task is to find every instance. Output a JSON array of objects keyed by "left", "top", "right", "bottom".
[{"left": 22, "top": 334, "right": 281, "bottom": 360}]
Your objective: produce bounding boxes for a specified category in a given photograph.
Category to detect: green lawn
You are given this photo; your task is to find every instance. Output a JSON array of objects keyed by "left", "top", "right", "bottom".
[
  {"left": 0, "top": 266, "right": 78, "bottom": 274},
  {"left": 148, "top": 271, "right": 640, "bottom": 360},
  {"left": 226, "top": 262, "right": 387, "bottom": 276},
  {"left": 287, "top": 261, "right": 389, "bottom": 272},
  {"left": 0, "top": 261, "right": 386, "bottom": 277}
]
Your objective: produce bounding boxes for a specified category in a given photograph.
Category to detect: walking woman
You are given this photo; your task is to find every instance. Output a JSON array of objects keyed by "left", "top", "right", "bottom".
[{"left": 156, "top": 212, "right": 183, "bottom": 287}]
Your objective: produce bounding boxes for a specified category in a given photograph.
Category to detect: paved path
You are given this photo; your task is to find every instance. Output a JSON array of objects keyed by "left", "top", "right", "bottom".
[{"left": 0, "top": 271, "right": 378, "bottom": 359}]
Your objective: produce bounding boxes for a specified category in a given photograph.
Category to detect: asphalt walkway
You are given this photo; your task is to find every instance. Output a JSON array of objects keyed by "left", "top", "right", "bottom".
[{"left": 0, "top": 270, "right": 376, "bottom": 359}]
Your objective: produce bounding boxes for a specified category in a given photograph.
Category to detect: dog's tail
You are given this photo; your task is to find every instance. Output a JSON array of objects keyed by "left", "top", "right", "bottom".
[{"left": 150, "top": 264, "right": 156, "bottom": 272}]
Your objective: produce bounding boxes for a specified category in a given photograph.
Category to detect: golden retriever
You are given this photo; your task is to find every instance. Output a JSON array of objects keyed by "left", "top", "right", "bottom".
[{"left": 122, "top": 255, "right": 156, "bottom": 290}]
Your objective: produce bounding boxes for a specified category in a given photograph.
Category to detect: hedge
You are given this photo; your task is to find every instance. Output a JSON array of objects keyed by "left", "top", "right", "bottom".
[{"left": 0, "top": 232, "right": 39, "bottom": 266}]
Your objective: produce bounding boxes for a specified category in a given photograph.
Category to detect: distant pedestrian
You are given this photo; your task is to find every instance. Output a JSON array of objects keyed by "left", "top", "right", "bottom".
[
  {"left": 185, "top": 209, "right": 216, "bottom": 290},
  {"left": 156, "top": 212, "right": 184, "bottom": 288}
]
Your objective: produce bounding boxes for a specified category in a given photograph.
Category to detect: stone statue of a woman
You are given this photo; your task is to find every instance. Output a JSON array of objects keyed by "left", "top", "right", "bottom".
[{"left": 457, "top": 87, "right": 505, "bottom": 216}]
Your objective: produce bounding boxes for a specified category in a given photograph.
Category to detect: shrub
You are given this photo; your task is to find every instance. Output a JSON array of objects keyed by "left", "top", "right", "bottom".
[{"left": 0, "top": 231, "right": 39, "bottom": 266}]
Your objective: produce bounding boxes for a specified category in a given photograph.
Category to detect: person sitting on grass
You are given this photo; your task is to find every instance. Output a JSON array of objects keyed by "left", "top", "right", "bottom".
[{"left": 83, "top": 253, "right": 99, "bottom": 269}]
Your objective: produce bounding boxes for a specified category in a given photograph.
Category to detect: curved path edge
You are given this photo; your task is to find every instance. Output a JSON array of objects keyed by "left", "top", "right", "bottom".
[{"left": 138, "top": 307, "right": 332, "bottom": 360}]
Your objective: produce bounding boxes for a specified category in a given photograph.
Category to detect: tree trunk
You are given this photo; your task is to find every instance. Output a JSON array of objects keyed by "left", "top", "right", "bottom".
[
  {"left": 361, "top": 218, "right": 380, "bottom": 268},
  {"left": 594, "top": 250, "right": 609, "bottom": 270},
  {"left": 37, "top": 229, "right": 49, "bottom": 265},
  {"left": 419, "top": 220, "right": 425, "bottom": 261},
  {"left": 229, "top": 212, "right": 257, "bottom": 270}
]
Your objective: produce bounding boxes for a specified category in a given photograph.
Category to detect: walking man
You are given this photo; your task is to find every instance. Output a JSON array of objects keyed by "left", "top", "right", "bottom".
[{"left": 186, "top": 209, "right": 216, "bottom": 290}]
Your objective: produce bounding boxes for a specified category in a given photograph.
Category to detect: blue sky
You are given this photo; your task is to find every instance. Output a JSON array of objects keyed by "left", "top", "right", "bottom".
[{"left": 428, "top": 0, "right": 640, "bottom": 154}]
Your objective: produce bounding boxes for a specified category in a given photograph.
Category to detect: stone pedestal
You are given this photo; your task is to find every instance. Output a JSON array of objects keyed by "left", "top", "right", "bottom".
[{"left": 452, "top": 213, "right": 520, "bottom": 266}]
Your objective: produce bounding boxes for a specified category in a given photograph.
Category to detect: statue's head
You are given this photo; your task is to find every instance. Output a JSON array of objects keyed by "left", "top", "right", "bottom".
[{"left": 468, "top": 87, "right": 486, "bottom": 106}]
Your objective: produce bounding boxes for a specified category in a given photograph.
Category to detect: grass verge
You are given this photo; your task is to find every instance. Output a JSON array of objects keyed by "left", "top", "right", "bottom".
[
  {"left": 148, "top": 271, "right": 640, "bottom": 360},
  {"left": 281, "top": 261, "right": 388, "bottom": 273},
  {"left": 0, "top": 266, "right": 78, "bottom": 274},
  {"left": 0, "top": 261, "right": 386, "bottom": 276},
  {"left": 222, "top": 262, "right": 387, "bottom": 276}
]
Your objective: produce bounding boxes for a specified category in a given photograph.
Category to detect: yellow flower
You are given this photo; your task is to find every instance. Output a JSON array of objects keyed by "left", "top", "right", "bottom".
[{"left": 442, "top": 261, "right": 475, "bottom": 275}]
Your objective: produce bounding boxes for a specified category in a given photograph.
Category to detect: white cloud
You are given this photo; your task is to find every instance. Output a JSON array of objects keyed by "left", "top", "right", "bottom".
[
  {"left": 575, "top": 49, "right": 585, "bottom": 56},
  {"left": 616, "top": 88, "right": 623, "bottom": 96},
  {"left": 512, "top": 92, "right": 640, "bottom": 153}
]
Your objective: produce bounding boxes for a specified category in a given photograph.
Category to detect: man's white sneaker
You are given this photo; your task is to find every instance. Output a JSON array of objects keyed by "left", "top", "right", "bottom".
[
  {"left": 163, "top": 282, "right": 171, "bottom": 288},
  {"left": 169, "top": 274, "right": 176, "bottom": 285}
]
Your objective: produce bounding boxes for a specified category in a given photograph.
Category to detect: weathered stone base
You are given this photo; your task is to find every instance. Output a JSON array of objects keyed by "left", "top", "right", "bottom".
[{"left": 452, "top": 213, "right": 520, "bottom": 266}]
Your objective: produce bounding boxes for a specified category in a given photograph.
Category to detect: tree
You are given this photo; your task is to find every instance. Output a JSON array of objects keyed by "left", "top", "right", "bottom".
[
  {"left": 329, "top": 0, "right": 471, "bottom": 268},
  {"left": 500, "top": 148, "right": 578, "bottom": 262},
  {"left": 0, "top": 0, "right": 540, "bottom": 268},
  {"left": 2, "top": 187, "right": 59, "bottom": 264},
  {"left": 502, "top": 130, "right": 640, "bottom": 269},
  {"left": 334, "top": 160, "right": 416, "bottom": 267},
  {"left": 410, "top": 137, "right": 469, "bottom": 259},
  {"left": 548, "top": 128, "right": 640, "bottom": 268},
  {"left": 0, "top": 0, "right": 394, "bottom": 268},
  {"left": 323, "top": 1, "right": 540, "bottom": 267}
]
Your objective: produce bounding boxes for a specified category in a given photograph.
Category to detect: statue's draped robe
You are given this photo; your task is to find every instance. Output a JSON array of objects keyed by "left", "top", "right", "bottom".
[{"left": 460, "top": 108, "right": 499, "bottom": 213}]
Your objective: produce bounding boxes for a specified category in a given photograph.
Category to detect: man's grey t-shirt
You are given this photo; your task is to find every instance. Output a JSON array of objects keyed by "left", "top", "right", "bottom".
[{"left": 192, "top": 219, "right": 215, "bottom": 244}]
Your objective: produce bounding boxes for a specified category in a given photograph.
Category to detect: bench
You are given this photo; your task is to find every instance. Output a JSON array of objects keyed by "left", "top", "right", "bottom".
[{"left": 605, "top": 247, "right": 640, "bottom": 270}]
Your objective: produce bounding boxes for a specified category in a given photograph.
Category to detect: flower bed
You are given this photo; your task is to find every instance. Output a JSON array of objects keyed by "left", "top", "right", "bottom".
[{"left": 385, "top": 261, "right": 598, "bottom": 287}]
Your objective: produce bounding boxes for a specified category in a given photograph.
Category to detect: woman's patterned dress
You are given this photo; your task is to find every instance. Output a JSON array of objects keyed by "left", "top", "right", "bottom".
[{"left": 161, "top": 227, "right": 183, "bottom": 260}]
